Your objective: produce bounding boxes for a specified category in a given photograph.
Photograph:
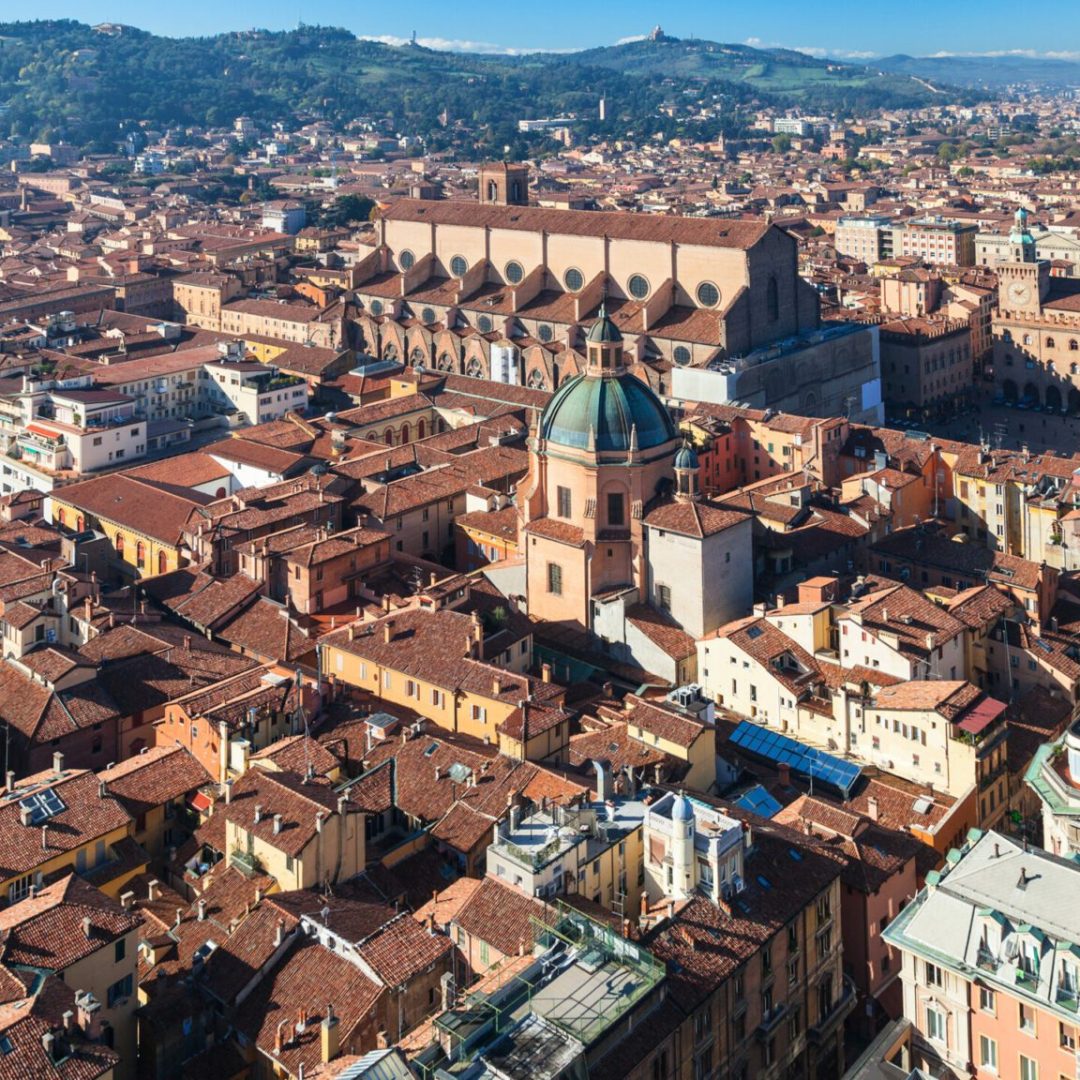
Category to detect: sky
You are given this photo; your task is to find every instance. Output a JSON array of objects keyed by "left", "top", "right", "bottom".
[{"left": 26, "top": 0, "right": 1080, "bottom": 59}]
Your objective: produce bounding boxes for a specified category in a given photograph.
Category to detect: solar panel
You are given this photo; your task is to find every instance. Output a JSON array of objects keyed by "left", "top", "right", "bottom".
[
  {"left": 733, "top": 784, "right": 782, "bottom": 819},
  {"left": 729, "top": 721, "right": 862, "bottom": 799}
]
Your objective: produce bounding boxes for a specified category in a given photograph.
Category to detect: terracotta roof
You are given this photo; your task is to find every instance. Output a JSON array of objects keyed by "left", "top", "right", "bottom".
[
  {"left": 100, "top": 746, "right": 211, "bottom": 819},
  {"left": 0, "top": 768, "right": 132, "bottom": 882},
  {"left": 452, "top": 876, "right": 552, "bottom": 959},
  {"left": 382, "top": 198, "right": 771, "bottom": 250},
  {"left": 0, "top": 874, "right": 142, "bottom": 971}
]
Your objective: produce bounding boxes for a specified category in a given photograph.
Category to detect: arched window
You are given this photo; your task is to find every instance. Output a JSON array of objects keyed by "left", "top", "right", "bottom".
[
  {"left": 466, "top": 357, "right": 484, "bottom": 378},
  {"left": 57, "top": 508, "right": 66, "bottom": 527},
  {"left": 115, "top": 534, "right": 124, "bottom": 558},
  {"left": 158, "top": 550, "right": 167, "bottom": 575},
  {"left": 487, "top": 180, "right": 498, "bottom": 202},
  {"left": 76, "top": 515, "right": 84, "bottom": 532},
  {"left": 384, "top": 428, "right": 394, "bottom": 445},
  {"left": 401, "top": 423, "right": 411, "bottom": 443},
  {"left": 1071, "top": 340, "right": 1078, "bottom": 352},
  {"left": 136, "top": 542, "right": 146, "bottom": 569},
  {"left": 417, "top": 419, "right": 426, "bottom": 439},
  {"left": 766, "top": 276, "right": 779, "bottom": 322},
  {"left": 528, "top": 369, "right": 547, "bottom": 390},
  {"left": 1047, "top": 337, "right": 1056, "bottom": 348},
  {"left": 1023, "top": 334, "right": 1033, "bottom": 346}
]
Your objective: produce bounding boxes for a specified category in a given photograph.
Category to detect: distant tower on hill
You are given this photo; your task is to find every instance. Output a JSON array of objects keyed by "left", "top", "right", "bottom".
[
  {"left": 648, "top": 25, "right": 666, "bottom": 41},
  {"left": 599, "top": 95, "right": 607, "bottom": 121}
]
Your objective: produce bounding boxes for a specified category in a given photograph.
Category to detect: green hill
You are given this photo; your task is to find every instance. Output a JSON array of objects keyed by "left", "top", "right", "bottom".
[{"left": 0, "top": 21, "right": 975, "bottom": 153}]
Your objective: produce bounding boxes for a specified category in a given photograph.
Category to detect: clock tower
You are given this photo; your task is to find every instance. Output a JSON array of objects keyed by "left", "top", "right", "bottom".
[{"left": 997, "top": 206, "right": 1048, "bottom": 317}]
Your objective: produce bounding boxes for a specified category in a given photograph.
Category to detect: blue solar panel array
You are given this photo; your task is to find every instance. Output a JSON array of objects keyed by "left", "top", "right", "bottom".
[
  {"left": 733, "top": 784, "right": 783, "bottom": 819},
  {"left": 729, "top": 721, "right": 863, "bottom": 800}
]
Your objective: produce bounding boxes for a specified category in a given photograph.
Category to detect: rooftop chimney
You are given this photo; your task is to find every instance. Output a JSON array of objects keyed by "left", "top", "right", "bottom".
[
  {"left": 81, "top": 916, "right": 93, "bottom": 939},
  {"left": 541, "top": 662, "right": 552, "bottom": 683},
  {"left": 272, "top": 813, "right": 283, "bottom": 835},
  {"left": 53, "top": 751, "right": 64, "bottom": 774},
  {"left": 777, "top": 763, "right": 791, "bottom": 787},
  {"left": 197, "top": 899, "right": 207, "bottom": 922},
  {"left": 320, "top": 1004, "right": 340, "bottom": 1064},
  {"left": 866, "top": 796, "right": 879, "bottom": 822},
  {"left": 254, "top": 804, "right": 263, "bottom": 825},
  {"left": 383, "top": 620, "right": 394, "bottom": 644},
  {"left": 275, "top": 918, "right": 286, "bottom": 947}
]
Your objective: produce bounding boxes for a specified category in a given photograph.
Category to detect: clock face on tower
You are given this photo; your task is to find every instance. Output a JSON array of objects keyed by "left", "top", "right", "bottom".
[{"left": 1008, "top": 280, "right": 1032, "bottom": 308}]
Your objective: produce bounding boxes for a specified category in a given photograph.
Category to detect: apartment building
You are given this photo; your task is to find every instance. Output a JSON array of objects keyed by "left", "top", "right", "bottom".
[
  {"left": 217, "top": 767, "right": 365, "bottom": 890},
  {"left": 894, "top": 218, "right": 978, "bottom": 267},
  {"left": 319, "top": 606, "right": 570, "bottom": 762},
  {"left": 0, "top": 757, "right": 145, "bottom": 905},
  {"left": 0, "top": 875, "right": 143, "bottom": 1077},
  {"left": 644, "top": 794, "right": 853, "bottom": 1079},
  {"left": 883, "top": 830, "right": 1080, "bottom": 1080},
  {"left": 878, "top": 315, "right": 973, "bottom": 415}
]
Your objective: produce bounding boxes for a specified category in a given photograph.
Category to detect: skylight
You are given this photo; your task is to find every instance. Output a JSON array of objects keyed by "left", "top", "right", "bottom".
[{"left": 18, "top": 789, "right": 65, "bottom": 825}]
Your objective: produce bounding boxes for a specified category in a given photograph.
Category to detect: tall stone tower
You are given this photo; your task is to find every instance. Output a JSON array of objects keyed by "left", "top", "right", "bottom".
[{"left": 479, "top": 162, "right": 529, "bottom": 206}]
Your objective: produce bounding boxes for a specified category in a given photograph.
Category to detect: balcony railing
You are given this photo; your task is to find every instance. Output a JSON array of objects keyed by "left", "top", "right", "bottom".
[
  {"left": 1056, "top": 985, "right": 1079, "bottom": 1012},
  {"left": 807, "top": 976, "right": 857, "bottom": 1043},
  {"left": 230, "top": 846, "right": 264, "bottom": 878}
]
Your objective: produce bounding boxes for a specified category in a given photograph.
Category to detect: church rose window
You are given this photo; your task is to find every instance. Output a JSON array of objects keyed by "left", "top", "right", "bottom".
[
  {"left": 564, "top": 267, "right": 584, "bottom": 292},
  {"left": 697, "top": 281, "right": 720, "bottom": 307},
  {"left": 505, "top": 261, "right": 524, "bottom": 284},
  {"left": 450, "top": 255, "right": 469, "bottom": 277},
  {"left": 628, "top": 274, "right": 650, "bottom": 300}
]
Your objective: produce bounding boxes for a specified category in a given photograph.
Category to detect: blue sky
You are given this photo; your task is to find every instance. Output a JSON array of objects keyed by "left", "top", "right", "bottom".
[{"left": 30, "top": 0, "right": 1080, "bottom": 58}]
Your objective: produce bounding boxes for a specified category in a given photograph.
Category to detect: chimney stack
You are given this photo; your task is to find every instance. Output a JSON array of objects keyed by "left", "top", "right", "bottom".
[
  {"left": 541, "top": 662, "right": 552, "bottom": 683},
  {"left": 197, "top": 899, "right": 207, "bottom": 922},
  {"left": 52, "top": 751, "right": 64, "bottom": 774},
  {"left": 320, "top": 1005, "right": 340, "bottom": 1064},
  {"left": 272, "top": 813, "right": 283, "bottom": 835}
]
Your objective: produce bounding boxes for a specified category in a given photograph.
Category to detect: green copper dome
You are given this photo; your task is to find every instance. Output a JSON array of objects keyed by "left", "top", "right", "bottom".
[
  {"left": 586, "top": 304, "right": 623, "bottom": 344},
  {"left": 540, "top": 372, "right": 676, "bottom": 452}
]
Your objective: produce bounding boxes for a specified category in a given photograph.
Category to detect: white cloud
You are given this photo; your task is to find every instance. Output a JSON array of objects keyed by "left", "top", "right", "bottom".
[
  {"left": 358, "top": 34, "right": 575, "bottom": 55},
  {"left": 744, "top": 37, "right": 877, "bottom": 61},
  {"left": 928, "top": 48, "right": 1080, "bottom": 60}
]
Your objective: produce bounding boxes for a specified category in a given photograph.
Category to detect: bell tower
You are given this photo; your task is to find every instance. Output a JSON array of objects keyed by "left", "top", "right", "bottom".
[
  {"left": 479, "top": 162, "right": 529, "bottom": 206},
  {"left": 997, "top": 206, "right": 1048, "bottom": 316}
]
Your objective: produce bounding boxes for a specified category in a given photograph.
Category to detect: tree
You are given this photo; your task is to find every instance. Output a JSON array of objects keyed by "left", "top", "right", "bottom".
[{"left": 771, "top": 133, "right": 792, "bottom": 154}]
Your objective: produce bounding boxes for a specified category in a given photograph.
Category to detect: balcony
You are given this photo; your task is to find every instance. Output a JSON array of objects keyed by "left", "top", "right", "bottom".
[
  {"left": 230, "top": 846, "right": 264, "bottom": 878},
  {"left": 756, "top": 1002, "right": 788, "bottom": 1038},
  {"left": 807, "top": 976, "right": 856, "bottom": 1044},
  {"left": 1057, "top": 985, "right": 1079, "bottom": 1013},
  {"left": 1015, "top": 968, "right": 1039, "bottom": 992}
]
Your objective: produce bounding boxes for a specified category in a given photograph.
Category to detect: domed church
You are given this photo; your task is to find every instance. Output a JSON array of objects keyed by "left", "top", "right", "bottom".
[{"left": 522, "top": 308, "right": 753, "bottom": 682}]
